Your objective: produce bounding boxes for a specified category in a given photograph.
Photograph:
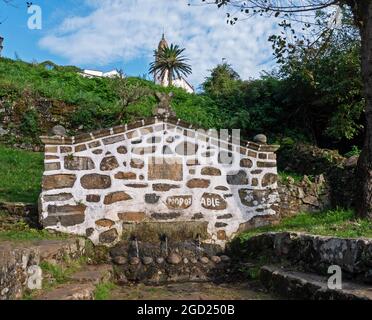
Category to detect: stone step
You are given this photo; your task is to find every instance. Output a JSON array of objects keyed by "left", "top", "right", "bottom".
[
  {"left": 35, "top": 264, "right": 113, "bottom": 300},
  {"left": 37, "top": 283, "right": 95, "bottom": 300},
  {"left": 260, "top": 265, "right": 372, "bottom": 300},
  {"left": 68, "top": 264, "right": 113, "bottom": 285}
]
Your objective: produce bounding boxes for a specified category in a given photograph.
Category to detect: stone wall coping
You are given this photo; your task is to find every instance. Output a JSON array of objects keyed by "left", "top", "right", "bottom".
[{"left": 40, "top": 116, "right": 280, "bottom": 152}]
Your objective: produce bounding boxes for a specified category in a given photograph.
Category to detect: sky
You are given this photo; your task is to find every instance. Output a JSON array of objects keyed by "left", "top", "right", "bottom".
[{"left": 0, "top": 0, "right": 279, "bottom": 88}]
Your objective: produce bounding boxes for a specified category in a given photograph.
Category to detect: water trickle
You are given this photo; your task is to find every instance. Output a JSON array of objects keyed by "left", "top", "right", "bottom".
[
  {"left": 159, "top": 234, "right": 168, "bottom": 255},
  {"left": 195, "top": 233, "right": 202, "bottom": 255},
  {"left": 130, "top": 235, "right": 140, "bottom": 258}
]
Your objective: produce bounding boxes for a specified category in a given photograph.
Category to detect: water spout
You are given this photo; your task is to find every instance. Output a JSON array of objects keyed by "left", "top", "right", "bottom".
[
  {"left": 130, "top": 235, "right": 140, "bottom": 258},
  {"left": 195, "top": 233, "right": 202, "bottom": 255},
  {"left": 159, "top": 234, "right": 168, "bottom": 256}
]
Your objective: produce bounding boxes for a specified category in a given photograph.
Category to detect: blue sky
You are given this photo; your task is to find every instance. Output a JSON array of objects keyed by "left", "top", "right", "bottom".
[{"left": 0, "top": 0, "right": 278, "bottom": 87}]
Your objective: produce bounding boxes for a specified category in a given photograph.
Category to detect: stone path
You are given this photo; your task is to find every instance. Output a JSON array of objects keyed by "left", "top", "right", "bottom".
[
  {"left": 110, "top": 281, "right": 276, "bottom": 300},
  {"left": 260, "top": 265, "right": 372, "bottom": 300}
]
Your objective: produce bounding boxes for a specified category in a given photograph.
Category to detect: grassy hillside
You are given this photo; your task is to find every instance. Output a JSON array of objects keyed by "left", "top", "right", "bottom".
[
  {"left": 0, "top": 58, "right": 222, "bottom": 147},
  {"left": 0, "top": 145, "right": 43, "bottom": 203}
]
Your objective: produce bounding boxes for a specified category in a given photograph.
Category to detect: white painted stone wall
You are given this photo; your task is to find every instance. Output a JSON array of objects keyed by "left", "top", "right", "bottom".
[{"left": 39, "top": 117, "right": 280, "bottom": 245}]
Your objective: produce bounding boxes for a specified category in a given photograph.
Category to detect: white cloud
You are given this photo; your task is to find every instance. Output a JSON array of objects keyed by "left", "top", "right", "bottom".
[{"left": 39, "top": 0, "right": 278, "bottom": 86}]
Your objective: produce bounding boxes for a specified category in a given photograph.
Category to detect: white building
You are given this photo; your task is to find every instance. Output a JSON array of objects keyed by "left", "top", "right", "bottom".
[
  {"left": 80, "top": 69, "right": 122, "bottom": 79},
  {"left": 154, "top": 34, "right": 194, "bottom": 94}
]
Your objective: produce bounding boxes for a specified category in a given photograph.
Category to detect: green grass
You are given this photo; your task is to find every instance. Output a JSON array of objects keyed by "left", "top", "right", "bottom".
[
  {"left": 0, "top": 57, "right": 222, "bottom": 131},
  {"left": 94, "top": 282, "right": 117, "bottom": 300},
  {"left": 278, "top": 171, "right": 305, "bottom": 183},
  {"left": 238, "top": 209, "right": 372, "bottom": 241},
  {"left": 0, "top": 144, "right": 43, "bottom": 203},
  {"left": 0, "top": 220, "right": 68, "bottom": 241}
]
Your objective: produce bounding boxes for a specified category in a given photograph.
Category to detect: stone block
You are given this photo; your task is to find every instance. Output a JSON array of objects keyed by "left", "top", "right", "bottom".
[{"left": 42, "top": 174, "right": 77, "bottom": 190}]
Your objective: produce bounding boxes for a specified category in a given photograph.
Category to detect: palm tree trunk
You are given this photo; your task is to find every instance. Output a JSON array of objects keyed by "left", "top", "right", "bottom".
[
  {"left": 353, "top": 0, "right": 372, "bottom": 218},
  {"left": 168, "top": 68, "right": 173, "bottom": 87}
]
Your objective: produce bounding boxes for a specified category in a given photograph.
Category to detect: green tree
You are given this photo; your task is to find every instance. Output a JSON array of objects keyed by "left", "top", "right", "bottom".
[
  {"left": 203, "top": 0, "right": 372, "bottom": 219},
  {"left": 203, "top": 62, "right": 240, "bottom": 96},
  {"left": 149, "top": 43, "right": 192, "bottom": 87}
]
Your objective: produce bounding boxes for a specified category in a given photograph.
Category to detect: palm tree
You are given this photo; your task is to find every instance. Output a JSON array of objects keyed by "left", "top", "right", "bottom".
[{"left": 149, "top": 43, "right": 192, "bottom": 87}]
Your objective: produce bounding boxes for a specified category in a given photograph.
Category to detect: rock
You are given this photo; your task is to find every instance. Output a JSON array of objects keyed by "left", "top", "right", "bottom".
[
  {"left": 86, "top": 194, "right": 101, "bottom": 202},
  {"left": 220, "top": 255, "right": 230, "bottom": 262},
  {"left": 42, "top": 174, "right": 77, "bottom": 190},
  {"left": 215, "top": 222, "right": 228, "bottom": 228},
  {"left": 183, "top": 258, "right": 189, "bottom": 264},
  {"left": 95, "top": 219, "right": 115, "bottom": 228},
  {"left": 117, "top": 274, "right": 128, "bottom": 285},
  {"left": 253, "top": 134, "right": 267, "bottom": 144},
  {"left": 156, "top": 257, "right": 165, "bottom": 264},
  {"left": 217, "top": 230, "right": 227, "bottom": 240},
  {"left": 186, "top": 179, "right": 210, "bottom": 188},
  {"left": 64, "top": 156, "right": 95, "bottom": 170},
  {"left": 43, "top": 193, "right": 73, "bottom": 202},
  {"left": 100, "top": 156, "right": 119, "bottom": 171},
  {"left": 99, "top": 228, "right": 118, "bottom": 244},
  {"left": 152, "top": 184, "right": 180, "bottom": 192},
  {"left": 51, "top": 125, "right": 67, "bottom": 136},
  {"left": 104, "top": 191, "right": 132, "bottom": 204},
  {"left": 142, "top": 257, "right": 153, "bottom": 265},
  {"left": 217, "top": 214, "right": 233, "bottom": 219},
  {"left": 166, "top": 195, "right": 192, "bottom": 209},
  {"left": 344, "top": 155, "right": 359, "bottom": 168},
  {"left": 102, "top": 134, "right": 125, "bottom": 145},
  {"left": 227, "top": 170, "right": 248, "bottom": 185},
  {"left": 211, "top": 256, "right": 221, "bottom": 264},
  {"left": 118, "top": 212, "right": 146, "bottom": 222},
  {"left": 113, "top": 256, "right": 127, "bottom": 265},
  {"left": 192, "top": 213, "right": 204, "bottom": 220},
  {"left": 86, "top": 228, "right": 94, "bottom": 237},
  {"left": 75, "top": 144, "right": 87, "bottom": 152},
  {"left": 81, "top": 174, "right": 111, "bottom": 189},
  {"left": 261, "top": 173, "right": 277, "bottom": 187},
  {"left": 239, "top": 189, "right": 271, "bottom": 207},
  {"left": 145, "top": 193, "right": 160, "bottom": 204},
  {"left": 201, "top": 167, "right": 221, "bottom": 176},
  {"left": 132, "top": 146, "right": 156, "bottom": 155},
  {"left": 167, "top": 253, "right": 182, "bottom": 265},
  {"left": 130, "top": 159, "right": 144, "bottom": 169},
  {"left": 117, "top": 146, "right": 127, "bottom": 154},
  {"left": 190, "top": 258, "right": 198, "bottom": 264},
  {"left": 129, "top": 257, "right": 141, "bottom": 265},
  {"left": 240, "top": 158, "right": 253, "bottom": 168},
  {"left": 201, "top": 193, "right": 227, "bottom": 210},
  {"left": 0, "top": 126, "right": 8, "bottom": 136},
  {"left": 200, "top": 257, "right": 209, "bottom": 264},
  {"left": 303, "top": 195, "right": 320, "bottom": 207},
  {"left": 114, "top": 172, "right": 136, "bottom": 180},
  {"left": 45, "top": 162, "right": 61, "bottom": 171},
  {"left": 151, "top": 212, "right": 181, "bottom": 220}
]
